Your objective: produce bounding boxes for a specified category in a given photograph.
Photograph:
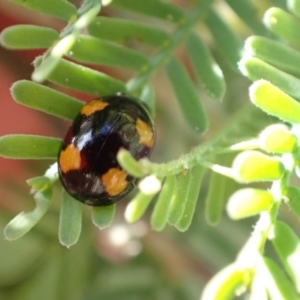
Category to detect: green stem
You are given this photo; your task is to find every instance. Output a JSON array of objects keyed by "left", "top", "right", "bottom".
[
  {"left": 127, "top": 0, "right": 214, "bottom": 95},
  {"left": 33, "top": 1, "right": 101, "bottom": 82},
  {"left": 140, "top": 103, "right": 271, "bottom": 177}
]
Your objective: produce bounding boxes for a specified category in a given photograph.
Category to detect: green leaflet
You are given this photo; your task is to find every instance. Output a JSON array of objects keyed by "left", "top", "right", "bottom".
[
  {"left": 245, "top": 36, "right": 300, "bottom": 77},
  {"left": 27, "top": 176, "right": 51, "bottom": 192},
  {"left": 88, "top": 17, "right": 169, "bottom": 46},
  {"left": 286, "top": 186, "right": 300, "bottom": 221},
  {"left": 168, "top": 170, "right": 192, "bottom": 225},
  {"left": 176, "top": 165, "right": 204, "bottom": 231},
  {"left": 44, "top": 58, "right": 126, "bottom": 96},
  {"left": 0, "top": 25, "right": 59, "bottom": 49},
  {"left": 240, "top": 57, "right": 300, "bottom": 100},
  {"left": 272, "top": 221, "right": 300, "bottom": 293},
  {"left": 151, "top": 175, "right": 177, "bottom": 231},
  {"left": 201, "top": 263, "right": 245, "bottom": 300},
  {"left": 0, "top": 135, "right": 61, "bottom": 159},
  {"left": 68, "top": 35, "right": 148, "bottom": 70},
  {"left": 111, "top": 0, "right": 184, "bottom": 22},
  {"left": 258, "top": 124, "right": 297, "bottom": 153},
  {"left": 288, "top": 0, "right": 300, "bottom": 18},
  {"left": 32, "top": 35, "right": 77, "bottom": 82},
  {"left": 12, "top": 80, "right": 83, "bottom": 120},
  {"left": 249, "top": 80, "right": 300, "bottom": 124},
  {"left": 59, "top": 190, "right": 82, "bottom": 248},
  {"left": 125, "top": 192, "right": 155, "bottom": 223},
  {"left": 32, "top": 2, "right": 101, "bottom": 82},
  {"left": 264, "top": 7, "right": 300, "bottom": 46},
  {"left": 205, "top": 169, "right": 228, "bottom": 225},
  {"left": 226, "top": 188, "right": 274, "bottom": 220},
  {"left": 206, "top": 9, "right": 243, "bottom": 70},
  {"left": 232, "top": 150, "right": 284, "bottom": 182},
  {"left": 186, "top": 33, "right": 225, "bottom": 101},
  {"left": 117, "top": 150, "right": 144, "bottom": 178},
  {"left": 258, "top": 257, "right": 299, "bottom": 300},
  {"left": 4, "top": 188, "right": 53, "bottom": 240},
  {"left": 92, "top": 205, "right": 116, "bottom": 230},
  {"left": 139, "top": 84, "right": 156, "bottom": 118},
  {"left": 126, "top": 2, "right": 212, "bottom": 95},
  {"left": 166, "top": 57, "right": 208, "bottom": 133},
  {"left": 225, "top": 0, "right": 270, "bottom": 35},
  {"left": 10, "top": 0, "right": 77, "bottom": 21}
]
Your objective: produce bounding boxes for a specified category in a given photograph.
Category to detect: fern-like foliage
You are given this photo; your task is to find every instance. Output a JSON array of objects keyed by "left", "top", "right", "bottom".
[{"left": 1, "top": 0, "right": 300, "bottom": 299}]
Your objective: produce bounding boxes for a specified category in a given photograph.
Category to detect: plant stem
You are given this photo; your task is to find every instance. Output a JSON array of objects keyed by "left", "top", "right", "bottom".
[{"left": 127, "top": 0, "right": 215, "bottom": 95}]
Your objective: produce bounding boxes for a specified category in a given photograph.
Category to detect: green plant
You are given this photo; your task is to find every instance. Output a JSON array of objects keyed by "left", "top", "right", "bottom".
[{"left": 1, "top": 0, "right": 300, "bottom": 299}]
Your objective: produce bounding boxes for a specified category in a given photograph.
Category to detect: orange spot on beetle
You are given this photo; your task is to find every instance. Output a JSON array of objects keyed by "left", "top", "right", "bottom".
[
  {"left": 101, "top": 168, "right": 128, "bottom": 196},
  {"left": 81, "top": 100, "right": 109, "bottom": 117},
  {"left": 136, "top": 118, "right": 154, "bottom": 147},
  {"left": 59, "top": 144, "right": 81, "bottom": 173}
]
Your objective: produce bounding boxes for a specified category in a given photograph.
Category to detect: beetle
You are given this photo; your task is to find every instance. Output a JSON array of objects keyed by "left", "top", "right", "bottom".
[{"left": 58, "top": 93, "right": 155, "bottom": 206}]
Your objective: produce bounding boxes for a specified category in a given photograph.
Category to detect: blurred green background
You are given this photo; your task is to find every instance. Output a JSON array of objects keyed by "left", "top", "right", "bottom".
[{"left": 0, "top": 0, "right": 295, "bottom": 299}]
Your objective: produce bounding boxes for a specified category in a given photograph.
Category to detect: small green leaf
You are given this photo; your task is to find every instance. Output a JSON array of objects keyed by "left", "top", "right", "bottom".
[
  {"left": 288, "top": 0, "right": 300, "bottom": 18},
  {"left": 151, "top": 175, "right": 177, "bottom": 231},
  {"left": 0, "top": 135, "right": 61, "bottom": 159},
  {"left": 225, "top": 0, "right": 270, "bottom": 35},
  {"left": 272, "top": 221, "right": 300, "bottom": 293},
  {"left": 12, "top": 80, "right": 83, "bottom": 120},
  {"left": 92, "top": 205, "right": 115, "bottom": 230},
  {"left": 111, "top": 0, "right": 184, "bottom": 23},
  {"left": 59, "top": 190, "right": 82, "bottom": 248},
  {"left": 201, "top": 263, "right": 245, "bottom": 300},
  {"left": 206, "top": 9, "right": 243, "bottom": 70},
  {"left": 186, "top": 33, "right": 225, "bottom": 101},
  {"left": 259, "top": 124, "right": 297, "bottom": 153},
  {"left": 10, "top": 0, "right": 77, "bottom": 21},
  {"left": 27, "top": 176, "right": 51, "bottom": 192},
  {"left": 244, "top": 36, "right": 300, "bottom": 77},
  {"left": 27, "top": 164, "right": 58, "bottom": 192},
  {"left": 0, "top": 25, "right": 59, "bottom": 49},
  {"left": 45, "top": 58, "right": 126, "bottom": 95},
  {"left": 4, "top": 188, "right": 52, "bottom": 240},
  {"left": 138, "top": 175, "right": 162, "bottom": 195},
  {"left": 232, "top": 150, "right": 284, "bottom": 183},
  {"left": 263, "top": 7, "right": 300, "bottom": 46},
  {"left": 286, "top": 186, "right": 300, "bottom": 221},
  {"left": 88, "top": 17, "right": 169, "bottom": 46},
  {"left": 32, "top": 34, "right": 77, "bottom": 82},
  {"left": 258, "top": 257, "right": 299, "bottom": 300},
  {"left": 205, "top": 170, "right": 228, "bottom": 225},
  {"left": 166, "top": 57, "right": 208, "bottom": 133},
  {"left": 226, "top": 188, "right": 274, "bottom": 220},
  {"left": 32, "top": 2, "right": 101, "bottom": 82},
  {"left": 125, "top": 192, "right": 155, "bottom": 223},
  {"left": 176, "top": 165, "right": 204, "bottom": 231},
  {"left": 139, "top": 84, "right": 156, "bottom": 118},
  {"left": 205, "top": 153, "right": 237, "bottom": 225},
  {"left": 68, "top": 35, "right": 148, "bottom": 70},
  {"left": 117, "top": 149, "right": 144, "bottom": 178},
  {"left": 249, "top": 80, "right": 300, "bottom": 124},
  {"left": 240, "top": 57, "right": 300, "bottom": 100},
  {"left": 168, "top": 170, "right": 192, "bottom": 225}
]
